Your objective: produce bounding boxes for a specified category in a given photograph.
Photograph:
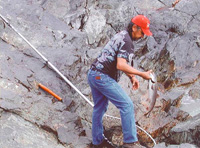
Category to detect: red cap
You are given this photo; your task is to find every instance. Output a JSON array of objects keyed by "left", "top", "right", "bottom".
[{"left": 131, "top": 15, "right": 152, "bottom": 36}]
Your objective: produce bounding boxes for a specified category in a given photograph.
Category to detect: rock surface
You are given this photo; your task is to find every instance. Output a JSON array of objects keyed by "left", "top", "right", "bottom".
[
  {"left": 0, "top": 112, "right": 64, "bottom": 148},
  {"left": 167, "top": 113, "right": 200, "bottom": 147},
  {"left": 0, "top": 0, "right": 200, "bottom": 148}
]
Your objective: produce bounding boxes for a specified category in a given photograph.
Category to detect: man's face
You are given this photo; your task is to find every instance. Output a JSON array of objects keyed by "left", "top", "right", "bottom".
[{"left": 132, "top": 26, "right": 144, "bottom": 41}]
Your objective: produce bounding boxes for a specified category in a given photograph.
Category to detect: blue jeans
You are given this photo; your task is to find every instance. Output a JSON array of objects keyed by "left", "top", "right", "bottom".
[{"left": 87, "top": 69, "right": 138, "bottom": 145}]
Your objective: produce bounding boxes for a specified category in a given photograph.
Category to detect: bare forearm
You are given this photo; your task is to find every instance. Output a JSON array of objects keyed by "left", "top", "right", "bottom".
[
  {"left": 117, "top": 57, "right": 151, "bottom": 80},
  {"left": 117, "top": 59, "right": 143, "bottom": 77}
]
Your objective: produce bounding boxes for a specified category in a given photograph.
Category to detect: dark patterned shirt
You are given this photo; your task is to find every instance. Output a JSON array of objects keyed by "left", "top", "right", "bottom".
[{"left": 91, "top": 30, "right": 134, "bottom": 81}]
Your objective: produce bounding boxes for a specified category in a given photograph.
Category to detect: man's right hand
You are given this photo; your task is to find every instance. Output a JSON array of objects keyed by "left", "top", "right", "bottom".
[{"left": 141, "top": 70, "right": 152, "bottom": 80}]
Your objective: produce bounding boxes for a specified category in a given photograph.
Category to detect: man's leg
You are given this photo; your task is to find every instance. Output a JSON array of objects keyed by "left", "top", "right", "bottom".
[
  {"left": 91, "top": 88, "right": 108, "bottom": 145},
  {"left": 88, "top": 70, "right": 109, "bottom": 145},
  {"left": 94, "top": 74, "right": 138, "bottom": 143}
]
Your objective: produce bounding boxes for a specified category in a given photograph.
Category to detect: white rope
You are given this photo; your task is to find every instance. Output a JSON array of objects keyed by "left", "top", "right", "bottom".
[{"left": 0, "top": 14, "right": 156, "bottom": 146}]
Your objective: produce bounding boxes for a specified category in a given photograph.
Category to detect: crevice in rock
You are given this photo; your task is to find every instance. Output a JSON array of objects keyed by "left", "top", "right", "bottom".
[
  {"left": 1, "top": 20, "right": 6, "bottom": 28},
  {"left": 177, "top": 74, "right": 200, "bottom": 87},
  {"left": 193, "top": 13, "right": 200, "bottom": 23},
  {"left": 166, "top": 23, "right": 185, "bottom": 35},
  {"left": 65, "top": 100, "right": 76, "bottom": 112},
  {"left": 171, "top": 94, "right": 183, "bottom": 108},
  {"left": 173, "top": 6, "right": 198, "bottom": 20},
  {"left": 79, "top": 14, "right": 86, "bottom": 31},
  {"left": 51, "top": 30, "right": 56, "bottom": 41},
  {"left": 106, "top": 22, "right": 117, "bottom": 33},
  {"left": 1, "top": 37, "right": 18, "bottom": 48},
  {"left": 157, "top": 0, "right": 166, "bottom": 6},
  {"left": 14, "top": 77, "right": 31, "bottom": 92},
  {"left": 23, "top": 52, "right": 39, "bottom": 60},
  {"left": 0, "top": 106, "right": 22, "bottom": 117},
  {"left": 40, "top": 124, "right": 58, "bottom": 138},
  {"left": 97, "top": 36, "right": 107, "bottom": 47}
]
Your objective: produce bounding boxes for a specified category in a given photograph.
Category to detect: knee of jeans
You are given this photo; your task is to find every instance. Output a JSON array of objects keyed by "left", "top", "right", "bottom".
[
  {"left": 120, "top": 101, "right": 134, "bottom": 114},
  {"left": 128, "top": 101, "right": 134, "bottom": 110},
  {"left": 93, "top": 106, "right": 108, "bottom": 117}
]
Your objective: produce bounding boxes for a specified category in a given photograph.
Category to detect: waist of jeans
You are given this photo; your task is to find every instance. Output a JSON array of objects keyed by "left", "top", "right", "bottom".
[
  {"left": 90, "top": 66, "right": 100, "bottom": 72},
  {"left": 90, "top": 66, "right": 106, "bottom": 74},
  {"left": 89, "top": 67, "right": 117, "bottom": 82}
]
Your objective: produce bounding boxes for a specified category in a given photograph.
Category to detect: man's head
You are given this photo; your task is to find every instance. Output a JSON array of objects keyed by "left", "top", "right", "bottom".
[{"left": 127, "top": 15, "right": 152, "bottom": 41}]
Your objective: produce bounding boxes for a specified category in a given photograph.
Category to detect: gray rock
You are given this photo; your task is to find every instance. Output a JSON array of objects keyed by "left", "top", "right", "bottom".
[
  {"left": 154, "top": 142, "right": 197, "bottom": 148},
  {"left": 168, "top": 113, "right": 200, "bottom": 147},
  {"left": 0, "top": 112, "right": 65, "bottom": 148},
  {"left": 1, "top": 0, "right": 200, "bottom": 147}
]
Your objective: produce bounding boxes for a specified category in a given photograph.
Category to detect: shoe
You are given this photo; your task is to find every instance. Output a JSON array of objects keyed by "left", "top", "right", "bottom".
[
  {"left": 92, "top": 139, "right": 118, "bottom": 148},
  {"left": 120, "top": 142, "right": 145, "bottom": 148}
]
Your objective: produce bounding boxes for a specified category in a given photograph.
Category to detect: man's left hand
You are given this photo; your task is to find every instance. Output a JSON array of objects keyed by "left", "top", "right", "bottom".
[{"left": 131, "top": 77, "right": 139, "bottom": 90}]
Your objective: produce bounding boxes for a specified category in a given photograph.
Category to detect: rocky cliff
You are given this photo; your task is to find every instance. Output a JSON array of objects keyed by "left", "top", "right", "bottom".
[{"left": 0, "top": 0, "right": 200, "bottom": 148}]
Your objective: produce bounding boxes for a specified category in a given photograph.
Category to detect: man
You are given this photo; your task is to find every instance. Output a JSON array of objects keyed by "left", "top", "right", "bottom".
[{"left": 87, "top": 15, "right": 153, "bottom": 148}]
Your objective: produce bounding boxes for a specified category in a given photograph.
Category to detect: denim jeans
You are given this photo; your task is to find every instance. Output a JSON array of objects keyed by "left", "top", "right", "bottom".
[{"left": 87, "top": 69, "right": 138, "bottom": 145}]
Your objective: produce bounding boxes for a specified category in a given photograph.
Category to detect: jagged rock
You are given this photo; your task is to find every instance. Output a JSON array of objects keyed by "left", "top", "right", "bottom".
[
  {"left": 178, "top": 79, "right": 200, "bottom": 117},
  {"left": 167, "top": 113, "right": 200, "bottom": 147},
  {"left": 84, "top": 7, "right": 106, "bottom": 45}
]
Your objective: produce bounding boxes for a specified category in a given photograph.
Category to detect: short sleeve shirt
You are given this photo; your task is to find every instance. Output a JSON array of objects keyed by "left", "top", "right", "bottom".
[{"left": 91, "top": 30, "right": 134, "bottom": 81}]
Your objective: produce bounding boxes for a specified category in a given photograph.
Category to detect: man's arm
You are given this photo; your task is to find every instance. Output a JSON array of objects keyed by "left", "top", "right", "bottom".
[
  {"left": 117, "top": 57, "right": 152, "bottom": 80},
  {"left": 124, "top": 72, "right": 135, "bottom": 79}
]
